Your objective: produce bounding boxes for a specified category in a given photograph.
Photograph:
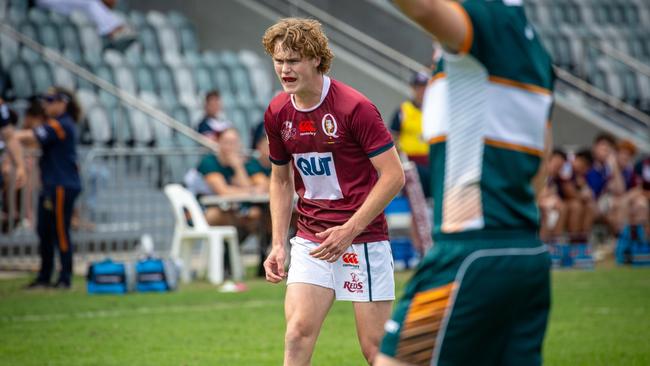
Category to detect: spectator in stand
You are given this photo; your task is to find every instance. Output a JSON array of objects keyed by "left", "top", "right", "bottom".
[
  {"left": 196, "top": 90, "right": 233, "bottom": 141},
  {"left": 587, "top": 133, "right": 625, "bottom": 221},
  {"left": 0, "top": 101, "right": 26, "bottom": 190},
  {"left": 565, "top": 149, "right": 597, "bottom": 244},
  {"left": 618, "top": 156, "right": 650, "bottom": 245},
  {"left": 390, "top": 71, "right": 430, "bottom": 197},
  {"left": 197, "top": 128, "right": 264, "bottom": 226},
  {"left": 36, "top": 0, "right": 136, "bottom": 50},
  {"left": 17, "top": 89, "right": 82, "bottom": 290},
  {"left": 608, "top": 140, "right": 638, "bottom": 234},
  {"left": 538, "top": 149, "right": 569, "bottom": 242},
  {"left": 0, "top": 101, "right": 27, "bottom": 232},
  {"left": 617, "top": 140, "right": 637, "bottom": 192}
]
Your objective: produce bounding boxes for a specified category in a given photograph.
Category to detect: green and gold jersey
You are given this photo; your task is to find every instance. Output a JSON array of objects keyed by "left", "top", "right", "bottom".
[{"left": 424, "top": 0, "right": 554, "bottom": 240}]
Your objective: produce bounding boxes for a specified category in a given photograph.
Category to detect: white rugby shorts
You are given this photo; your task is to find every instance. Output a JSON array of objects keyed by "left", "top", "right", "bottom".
[{"left": 287, "top": 236, "right": 395, "bottom": 302}]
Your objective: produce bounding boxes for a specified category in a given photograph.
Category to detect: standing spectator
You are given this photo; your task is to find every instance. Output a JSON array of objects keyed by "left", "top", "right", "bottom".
[
  {"left": 0, "top": 101, "right": 27, "bottom": 190},
  {"left": 17, "top": 89, "right": 82, "bottom": 289},
  {"left": 245, "top": 122, "right": 271, "bottom": 191},
  {"left": 390, "top": 71, "right": 430, "bottom": 197},
  {"left": 196, "top": 90, "right": 232, "bottom": 141},
  {"left": 0, "top": 101, "right": 27, "bottom": 232},
  {"left": 36, "top": 0, "right": 136, "bottom": 50}
]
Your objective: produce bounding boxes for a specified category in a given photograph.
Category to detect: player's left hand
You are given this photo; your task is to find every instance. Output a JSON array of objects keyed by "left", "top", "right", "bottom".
[{"left": 311, "top": 224, "right": 359, "bottom": 263}]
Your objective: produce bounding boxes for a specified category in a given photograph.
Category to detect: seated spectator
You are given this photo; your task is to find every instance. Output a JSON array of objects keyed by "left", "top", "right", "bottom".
[
  {"left": 538, "top": 149, "right": 569, "bottom": 242},
  {"left": 618, "top": 156, "right": 650, "bottom": 243},
  {"left": 563, "top": 149, "right": 597, "bottom": 243},
  {"left": 36, "top": 0, "right": 135, "bottom": 50},
  {"left": 609, "top": 140, "right": 638, "bottom": 233},
  {"left": 617, "top": 140, "right": 637, "bottom": 192},
  {"left": 196, "top": 128, "right": 263, "bottom": 226},
  {"left": 197, "top": 90, "right": 232, "bottom": 141}
]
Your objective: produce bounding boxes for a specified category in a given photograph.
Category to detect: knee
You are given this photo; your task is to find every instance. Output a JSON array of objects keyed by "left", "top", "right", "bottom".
[{"left": 285, "top": 320, "right": 317, "bottom": 347}]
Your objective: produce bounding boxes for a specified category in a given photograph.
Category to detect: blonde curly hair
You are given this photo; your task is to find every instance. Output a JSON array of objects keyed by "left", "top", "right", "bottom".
[{"left": 262, "top": 18, "right": 334, "bottom": 74}]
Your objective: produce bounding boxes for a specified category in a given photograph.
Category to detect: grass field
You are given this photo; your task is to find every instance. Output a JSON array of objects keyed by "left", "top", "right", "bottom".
[{"left": 1, "top": 266, "right": 649, "bottom": 365}]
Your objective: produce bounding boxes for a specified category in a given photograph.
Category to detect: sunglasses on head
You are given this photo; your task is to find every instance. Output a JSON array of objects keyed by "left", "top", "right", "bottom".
[{"left": 42, "top": 94, "right": 69, "bottom": 103}]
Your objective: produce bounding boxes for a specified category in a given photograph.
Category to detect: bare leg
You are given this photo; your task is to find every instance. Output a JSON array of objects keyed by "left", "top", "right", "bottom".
[
  {"left": 353, "top": 300, "right": 393, "bottom": 364},
  {"left": 566, "top": 199, "right": 583, "bottom": 238},
  {"left": 284, "top": 283, "right": 335, "bottom": 366},
  {"left": 374, "top": 354, "right": 413, "bottom": 366}
]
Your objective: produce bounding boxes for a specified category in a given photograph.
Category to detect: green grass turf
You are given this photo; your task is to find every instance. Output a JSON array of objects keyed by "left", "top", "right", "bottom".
[{"left": 0, "top": 267, "right": 648, "bottom": 365}]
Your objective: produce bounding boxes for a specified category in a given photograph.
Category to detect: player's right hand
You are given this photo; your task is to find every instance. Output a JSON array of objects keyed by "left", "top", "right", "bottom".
[{"left": 263, "top": 246, "right": 286, "bottom": 283}]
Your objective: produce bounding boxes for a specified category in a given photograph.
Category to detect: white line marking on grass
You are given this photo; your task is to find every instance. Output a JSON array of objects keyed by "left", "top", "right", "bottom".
[{"left": 1, "top": 300, "right": 283, "bottom": 324}]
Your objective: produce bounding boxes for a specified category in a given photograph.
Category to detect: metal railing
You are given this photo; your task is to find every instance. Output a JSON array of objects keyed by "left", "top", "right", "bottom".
[{"left": 0, "top": 147, "right": 208, "bottom": 268}]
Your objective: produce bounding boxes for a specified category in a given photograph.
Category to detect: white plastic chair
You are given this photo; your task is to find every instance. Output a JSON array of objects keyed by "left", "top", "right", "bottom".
[{"left": 164, "top": 184, "right": 243, "bottom": 284}]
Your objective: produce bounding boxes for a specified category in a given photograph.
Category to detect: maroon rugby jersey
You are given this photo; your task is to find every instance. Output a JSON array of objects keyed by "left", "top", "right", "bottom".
[{"left": 265, "top": 76, "right": 394, "bottom": 243}]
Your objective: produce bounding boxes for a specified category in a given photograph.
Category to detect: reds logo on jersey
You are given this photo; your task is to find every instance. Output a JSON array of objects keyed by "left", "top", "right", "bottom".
[
  {"left": 343, "top": 272, "right": 364, "bottom": 293},
  {"left": 342, "top": 253, "right": 359, "bottom": 268}
]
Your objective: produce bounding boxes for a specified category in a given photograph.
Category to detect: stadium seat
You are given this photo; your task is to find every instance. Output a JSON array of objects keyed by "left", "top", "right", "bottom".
[
  {"left": 86, "top": 105, "right": 113, "bottom": 146},
  {"left": 167, "top": 11, "right": 191, "bottom": 29},
  {"left": 183, "top": 51, "right": 203, "bottom": 68},
  {"left": 211, "top": 67, "right": 233, "bottom": 96},
  {"left": 127, "top": 107, "right": 154, "bottom": 146},
  {"left": 58, "top": 23, "right": 81, "bottom": 50},
  {"left": 113, "top": 65, "right": 137, "bottom": 95},
  {"left": 153, "top": 65, "right": 177, "bottom": 95},
  {"left": 192, "top": 66, "right": 214, "bottom": 94},
  {"left": 128, "top": 10, "right": 146, "bottom": 29},
  {"left": 109, "top": 106, "right": 133, "bottom": 146},
  {"left": 7, "top": 4, "right": 27, "bottom": 25},
  {"left": 178, "top": 25, "right": 198, "bottom": 54},
  {"left": 146, "top": 10, "right": 168, "bottom": 28},
  {"left": 201, "top": 50, "right": 221, "bottom": 68},
  {"left": 163, "top": 52, "right": 184, "bottom": 67},
  {"left": 79, "top": 24, "right": 102, "bottom": 65},
  {"left": 135, "top": 65, "right": 156, "bottom": 93},
  {"left": 51, "top": 63, "right": 76, "bottom": 91},
  {"left": 0, "top": 33, "right": 19, "bottom": 70},
  {"left": 37, "top": 22, "right": 61, "bottom": 51},
  {"left": 164, "top": 184, "right": 243, "bottom": 285},
  {"left": 171, "top": 105, "right": 191, "bottom": 126},
  {"left": 172, "top": 66, "right": 196, "bottom": 97},
  {"left": 142, "top": 50, "right": 162, "bottom": 67},
  {"left": 69, "top": 10, "right": 91, "bottom": 27},
  {"left": 157, "top": 26, "right": 181, "bottom": 56},
  {"left": 30, "top": 62, "right": 53, "bottom": 95},
  {"left": 137, "top": 25, "right": 161, "bottom": 56},
  {"left": 8, "top": 61, "right": 33, "bottom": 98},
  {"left": 17, "top": 21, "right": 37, "bottom": 42},
  {"left": 76, "top": 88, "right": 98, "bottom": 113},
  {"left": 103, "top": 49, "right": 125, "bottom": 68},
  {"left": 19, "top": 44, "right": 40, "bottom": 64}
]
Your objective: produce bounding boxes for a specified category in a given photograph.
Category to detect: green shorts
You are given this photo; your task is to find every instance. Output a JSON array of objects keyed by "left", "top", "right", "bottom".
[{"left": 380, "top": 232, "right": 551, "bottom": 366}]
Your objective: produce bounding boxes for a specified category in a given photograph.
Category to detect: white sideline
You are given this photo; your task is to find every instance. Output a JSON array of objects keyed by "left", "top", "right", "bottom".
[{"left": 0, "top": 299, "right": 282, "bottom": 324}]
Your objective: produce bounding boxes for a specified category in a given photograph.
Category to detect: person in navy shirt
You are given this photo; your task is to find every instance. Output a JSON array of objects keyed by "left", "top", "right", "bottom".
[{"left": 17, "top": 88, "right": 82, "bottom": 289}]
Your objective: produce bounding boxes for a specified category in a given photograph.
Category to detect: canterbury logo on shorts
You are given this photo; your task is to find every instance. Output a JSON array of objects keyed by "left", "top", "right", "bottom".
[{"left": 293, "top": 152, "right": 343, "bottom": 200}]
